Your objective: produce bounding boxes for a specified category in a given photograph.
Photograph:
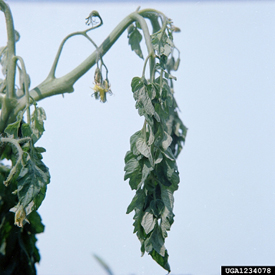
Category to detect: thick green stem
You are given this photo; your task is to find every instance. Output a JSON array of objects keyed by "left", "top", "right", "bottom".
[
  {"left": 10, "top": 11, "right": 138, "bottom": 119},
  {"left": 138, "top": 9, "right": 164, "bottom": 33},
  {"left": 1, "top": 8, "right": 168, "bottom": 130},
  {"left": 130, "top": 12, "right": 155, "bottom": 82},
  {"left": 0, "top": 0, "right": 16, "bottom": 98},
  {"left": 0, "top": 1, "right": 18, "bottom": 133}
]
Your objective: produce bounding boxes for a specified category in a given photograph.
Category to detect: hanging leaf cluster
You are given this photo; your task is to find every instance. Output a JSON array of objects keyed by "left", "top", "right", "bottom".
[
  {"left": 125, "top": 16, "right": 187, "bottom": 272},
  {"left": 0, "top": 106, "right": 49, "bottom": 226},
  {"left": 0, "top": 171, "right": 44, "bottom": 275},
  {"left": 0, "top": 103, "right": 49, "bottom": 272}
]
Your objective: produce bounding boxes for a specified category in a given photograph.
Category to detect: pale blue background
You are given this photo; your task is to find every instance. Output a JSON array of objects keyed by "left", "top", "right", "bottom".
[{"left": 1, "top": 1, "right": 275, "bottom": 275}]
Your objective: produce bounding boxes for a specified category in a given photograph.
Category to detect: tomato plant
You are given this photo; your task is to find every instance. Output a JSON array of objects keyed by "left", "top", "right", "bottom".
[{"left": 0, "top": 1, "right": 187, "bottom": 274}]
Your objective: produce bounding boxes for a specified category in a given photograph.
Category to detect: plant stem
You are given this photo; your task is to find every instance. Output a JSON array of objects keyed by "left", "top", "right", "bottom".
[
  {"left": 0, "top": 0, "right": 16, "bottom": 98},
  {"left": 2, "top": 8, "right": 167, "bottom": 130},
  {"left": 11, "top": 11, "right": 138, "bottom": 118},
  {"left": 130, "top": 12, "right": 155, "bottom": 82},
  {"left": 48, "top": 25, "right": 102, "bottom": 79},
  {"left": 14, "top": 56, "right": 31, "bottom": 123}
]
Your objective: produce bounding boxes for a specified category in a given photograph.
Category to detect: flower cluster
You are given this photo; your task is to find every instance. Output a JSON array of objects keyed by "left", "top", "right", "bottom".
[{"left": 92, "top": 67, "right": 112, "bottom": 103}]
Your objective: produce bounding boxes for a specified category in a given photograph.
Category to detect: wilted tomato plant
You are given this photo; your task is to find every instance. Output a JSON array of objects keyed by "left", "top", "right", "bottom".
[{"left": 0, "top": 1, "right": 187, "bottom": 274}]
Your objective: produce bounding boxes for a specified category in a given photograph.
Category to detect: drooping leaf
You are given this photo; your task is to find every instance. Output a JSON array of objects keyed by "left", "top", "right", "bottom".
[
  {"left": 140, "top": 161, "right": 153, "bottom": 188},
  {"left": 124, "top": 151, "right": 142, "bottom": 190},
  {"left": 162, "top": 131, "right": 172, "bottom": 151},
  {"left": 1, "top": 106, "right": 49, "bottom": 228},
  {"left": 4, "top": 111, "right": 24, "bottom": 139},
  {"left": 136, "top": 137, "right": 154, "bottom": 167},
  {"left": 150, "top": 249, "right": 170, "bottom": 273},
  {"left": 141, "top": 211, "right": 155, "bottom": 234},
  {"left": 131, "top": 76, "right": 143, "bottom": 92},
  {"left": 128, "top": 24, "right": 144, "bottom": 59},
  {"left": 133, "top": 86, "right": 155, "bottom": 116},
  {"left": 0, "top": 163, "right": 44, "bottom": 274},
  {"left": 31, "top": 106, "right": 46, "bottom": 144},
  {"left": 150, "top": 199, "right": 165, "bottom": 218},
  {"left": 126, "top": 188, "right": 144, "bottom": 214},
  {"left": 160, "top": 187, "right": 175, "bottom": 238},
  {"left": 145, "top": 226, "right": 166, "bottom": 257},
  {"left": 15, "top": 145, "right": 50, "bottom": 214},
  {"left": 129, "top": 130, "right": 142, "bottom": 156},
  {"left": 133, "top": 85, "right": 160, "bottom": 123}
]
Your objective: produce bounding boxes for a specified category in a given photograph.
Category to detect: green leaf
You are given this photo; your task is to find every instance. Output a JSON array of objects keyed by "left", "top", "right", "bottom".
[
  {"left": 170, "top": 110, "right": 188, "bottom": 158},
  {"left": 151, "top": 30, "right": 173, "bottom": 58},
  {"left": 164, "top": 71, "right": 177, "bottom": 80},
  {"left": 126, "top": 188, "right": 144, "bottom": 214},
  {"left": 162, "top": 131, "right": 172, "bottom": 151},
  {"left": 146, "top": 83, "right": 157, "bottom": 100},
  {"left": 4, "top": 111, "right": 23, "bottom": 139},
  {"left": 160, "top": 187, "right": 175, "bottom": 238},
  {"left": 124, "top": 153, "right": 139, "bottom": 179},
  {"left": 124, "top": 151, "right": 142, "bottom": 190},
  {"left": 128, "top": 25, "right": 144, "bottom": 59},
  {"left": 155, "top": 151, "right": 163, "bottom": 165},
  {"left": 155, "top": 155, "right": 179, "bottom": 189},
  {"left": 21, "top": 123, "right": 33, "bottom": 138},
  {"left": 0, "top": 137, "right": 25, "bottom": 187},
  {"left": 150, "top": 199, "right": 165, "bottom": 218},
  {"left": 150, "top": 249, "right": 170, "bottom": 273},
  {"left": 140, "top": 161, "right": 153, "bottom": 188},
  {"left": 147, "top": 125, "right": 154, "bottom": 146},
  {"left": 27, "top": 211, "right": 44, "bottom": 234},
  {"left": 129, "top": 130, "right": 142, "bottom": 156},
  {"left": 131, "top": 77, "right": 143, "bottom": 92},
  {"left": 31, "top": 106, "right": 46, "bottom": 144},
  {"left": 16, "top": 145, "right": 50, "bottom": 212},
  {"left": 141, "top": 211, "right": 155, "bottom": 234},
  {"left": 145, "top": 226, "right": 166, "bottom": 257},
  {"left": 136, "top": 137, "right": 153, "bottom": 166},
  {"left": 134, "top": 86, "right": 155, "bottom": 116},
  {"left": 133, "top": 85, "right": 160, "bottom": 123},
  {"left": 0, "top": 164, "right": 43, "bottom": 273}
]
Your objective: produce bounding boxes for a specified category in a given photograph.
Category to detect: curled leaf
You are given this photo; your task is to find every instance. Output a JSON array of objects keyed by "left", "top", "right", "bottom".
[
  {"left": 10, "top": 204, "right": 29, "bottom": 227},
  {"left": 86, "top": 10, "right": 103, "bottom": 26}
]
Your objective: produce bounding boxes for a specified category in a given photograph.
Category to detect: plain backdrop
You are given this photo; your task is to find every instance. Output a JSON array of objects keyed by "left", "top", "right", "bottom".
[{"left": 1, "top": 1, "right": 275, "bottom": 275}]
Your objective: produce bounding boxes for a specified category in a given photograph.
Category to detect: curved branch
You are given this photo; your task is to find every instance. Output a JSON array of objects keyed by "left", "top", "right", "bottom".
[
  {"left": 130, "top": 12, "right": 155, "bottom": 82},
  {"left": 48, "top": 23, "right": 102, "bottom": 79},
  {"left": 0, "top": 0, "right": 16, "bottom": 98},
  {"left": 9, "top": 8, "right": 167, "bottom": 126},
  {"left": 14, "top": 11, "right": 136, "bottom": 111}
]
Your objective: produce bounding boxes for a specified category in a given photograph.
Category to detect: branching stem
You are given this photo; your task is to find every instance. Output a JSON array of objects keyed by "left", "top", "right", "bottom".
[
  {"left": 48, "top": 24, "right": 102, "bottom": 79},
  {"left": 0, "top": 7, "right": 169, "bottom": 131}
]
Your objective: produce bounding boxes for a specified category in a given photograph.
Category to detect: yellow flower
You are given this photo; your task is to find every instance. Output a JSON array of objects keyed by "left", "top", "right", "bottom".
[{"left": 92, "top": 79, "right": 112, "bottom": 103}]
